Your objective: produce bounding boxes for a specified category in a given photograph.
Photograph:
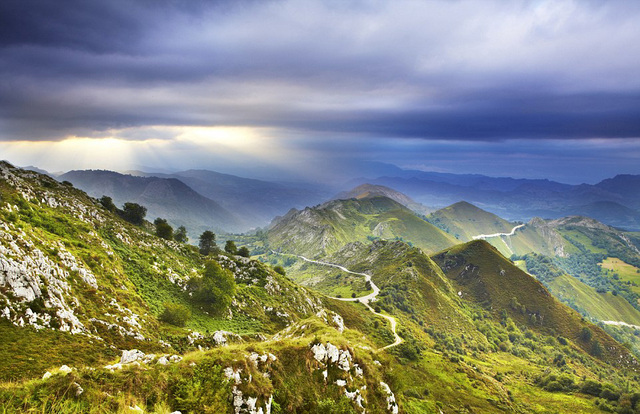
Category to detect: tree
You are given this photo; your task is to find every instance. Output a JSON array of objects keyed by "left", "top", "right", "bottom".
[
  {"left": 237, "top": 246, "right": 250, "bottom": 258},
  {"left": 224, "top": 240, "right": 238, "bottom": 255},
  {"left": 273, "top": 265, "right": 286, "bottom": 276},
  {"left": 199, "top": 231, "right": 217, "bottom": 255},
  {"left": 174, "top": 226, "right": 188, "bottom": 243},
  {"left": 159, "top": 302, "right": 191, "bottom": 327},
  {"left": 121, "top": 202, "right": 147, "bottom": 225},
  {"left": 189, "top": 260, "right": 236, "bottom": 313},
  {"left": 99, "top": 195, "right": 117, "bottom": 212},
  {"left": 154, "top": 218, "right": 173, "bottom": 240}
]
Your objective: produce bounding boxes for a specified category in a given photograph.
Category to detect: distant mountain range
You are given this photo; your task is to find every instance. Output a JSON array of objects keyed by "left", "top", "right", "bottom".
[
  {"left": 130, "top": 169, "right": 330, "bottom": 229},
  {"left": 348, "top": 168, "right": 640, "bottom": 231},
  {"left": 58, "top": 170, "right": 246, "bottom": 235},
  {"left": 29, "top": 162, "right": 640, "bottom": 232}
]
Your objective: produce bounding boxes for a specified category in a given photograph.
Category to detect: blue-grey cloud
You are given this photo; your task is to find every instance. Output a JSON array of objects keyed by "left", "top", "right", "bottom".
[{"left": 2, "top": 0, "right": 640, "bottom": 148}]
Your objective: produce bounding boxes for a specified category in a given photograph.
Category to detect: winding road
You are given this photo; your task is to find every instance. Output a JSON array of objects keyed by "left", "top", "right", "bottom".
[
  {"left": 273, "top": 251, "right": 403, "bottom": 350},
  {"left": 471, "top": 223, "right": 525, "bottom": 240}
]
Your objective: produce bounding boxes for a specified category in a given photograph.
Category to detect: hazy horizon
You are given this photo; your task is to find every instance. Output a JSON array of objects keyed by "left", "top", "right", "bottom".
[{"left": 2, "top": 1, "right": 640, "bottom": 184}]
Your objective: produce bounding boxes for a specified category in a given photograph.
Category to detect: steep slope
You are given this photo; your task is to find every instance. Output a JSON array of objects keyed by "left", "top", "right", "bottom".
[
  {"left": 0, "top": 162, "right": 324, "bottom": 381},
  {"left": 267, "top": 195, "right": 458, "bottom": 257},
  {"left": 333, "top": 183, "right": 433, "bottom": 215},
  {"left": 432, "top": 240, "right": 634, "bottom": 365},
  {"left": 427, "top": 201, "right": 516, "bottom": 241},
  {"left": 59, "top": 169, "right": 245, "bottom": 234},
  {"left": 137, "top": 169, "right": 328, "bottom": 229}
]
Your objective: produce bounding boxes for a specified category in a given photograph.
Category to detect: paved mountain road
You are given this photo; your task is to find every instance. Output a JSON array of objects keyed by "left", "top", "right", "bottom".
[
  {"left": 273, "top": 251, "right": 403, "bottom": 350},
  {"left": 472, "top": 223, "right": 525, "bottom": 240}
]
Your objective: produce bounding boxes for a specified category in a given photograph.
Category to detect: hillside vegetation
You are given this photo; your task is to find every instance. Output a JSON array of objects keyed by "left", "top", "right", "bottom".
[
  {"left": 3, "top": 163, "right": 640, "bottom": 413},
  {"left": 427, "top": 201, "right": 515, "bottom": 242},
  {"left": 268, "top": 195, "right": 457, "bottom": 258}
]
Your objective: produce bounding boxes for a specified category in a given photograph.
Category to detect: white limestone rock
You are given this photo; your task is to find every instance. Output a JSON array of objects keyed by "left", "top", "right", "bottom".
[
  {"left": 59, "top": 365, "right": 72, "bottom": 374},
  {"left": 121, "top": 349, "right": 145, "bottom": 365}
]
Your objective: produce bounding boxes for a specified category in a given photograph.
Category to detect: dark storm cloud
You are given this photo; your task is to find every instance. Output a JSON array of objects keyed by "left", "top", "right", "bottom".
[{"left": 2, "top": 0, "right": 640, "bottom": 142}]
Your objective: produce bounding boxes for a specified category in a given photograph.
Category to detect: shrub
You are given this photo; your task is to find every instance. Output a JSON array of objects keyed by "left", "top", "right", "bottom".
[
  {"left": 544, "top": 381, "right": 565, "bottom": 392},
  {"left": 174, "top": 226, "right": 188, "bottom": 243},
  {"left": 189, "top": 261, "right": 236, "bottom": 314},
  {"left": 273, "top": 266, "right": 286, "bottom": 276},
  {"left": 599, "top": 385, "right": 620, "bottom": 401},
  {"left": 99, "top": 195, "right": 117, "bottom": 212},
  {"left": 224, "top": 240, "right": 237, "bottom": 255},
  {"left": 199, "top": 231, "right": 217, "bottom": 255},
  {"left": 159, "top": 302, "right": 191, "bottom": 327},
  {"left": 591, "top": 340, "right": 603, "bottom": 357},
  {"left": 579, "top": 327, "right": 592, "bottom": 342},
  {"left": 581, "top": 380, "right": 603, "bottom": 396}
]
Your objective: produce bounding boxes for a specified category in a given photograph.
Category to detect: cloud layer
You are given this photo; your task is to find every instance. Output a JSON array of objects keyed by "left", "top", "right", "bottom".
[{"left": 1, "top": 0, "right": 640, "bottom": 182}]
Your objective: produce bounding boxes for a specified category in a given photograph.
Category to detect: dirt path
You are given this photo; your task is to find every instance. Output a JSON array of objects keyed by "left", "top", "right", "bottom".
[{"left": 273, "top": 251, "right": 403, "bottom": 350}]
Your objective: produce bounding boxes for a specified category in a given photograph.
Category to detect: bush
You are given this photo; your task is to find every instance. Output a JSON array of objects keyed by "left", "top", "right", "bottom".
[
  {"left": 99, "top": 195, "right": 117, "bottom": 212},
  {"left": 273, "top": 266, "right": 286, "bottom": 276},
  {"left": 580, "top": 327, "right": 592, "bottom": 342},
  {"left": 544, "top": 381, "right": 565, "bottom": 392},
  {"left": 189, "top": 261, "right": 236, "bottom": 314},
  {"left": 174, "top": 226, "right": 188, "bottom": 243},
  {"left": 199, "top": 231, "right": 217, "bottom": 255},
  {"left": 159, "top": 302, "right": 191, "bottom": 327},
  {"left": 600, "top": 385, "right": 620, "bottom": 401},
  {"left": 581, "top": 379, "right": 603, "bottom": 396}
]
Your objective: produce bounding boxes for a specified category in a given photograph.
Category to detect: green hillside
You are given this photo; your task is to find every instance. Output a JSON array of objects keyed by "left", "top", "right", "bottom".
[
  {"left": 3, "top": 163, "right": 640, "bottom": 413},
  {"left": 0, "top": 162, "right": 323, "bottom": 381},
  {"left": 432, "top": 241, "right": 632, "bottom": 363},
  {"left": 267, "top": 195, "right": 458, "bottom": 258},
  {"left": 549, "top": 274, "right": 640, "bottom": 325},
  {"left": 427, "top": 201, "right": 515, "bottom": 241}
]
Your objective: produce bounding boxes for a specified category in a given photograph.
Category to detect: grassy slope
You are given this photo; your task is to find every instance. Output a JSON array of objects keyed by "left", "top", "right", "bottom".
[
  {"left": 268, "top": 196, "right": 457, "bottom": 258},
  {"left": 601, "top": 257, "right": 640, "bottom": 296},
  {"left": 428, "top": 201, "right": 514, "bottom": 242},
  {"left": 549, "top": 274, "right": 640, "bottom": 325},
  {"left": 0, "top": 164, "right": 323, "bottom": 381},
  {"left": 432, "top": 240, "right": 634, "bottom": 366}
]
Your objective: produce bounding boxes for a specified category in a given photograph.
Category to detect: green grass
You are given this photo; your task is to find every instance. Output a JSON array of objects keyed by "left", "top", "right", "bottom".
[
  {"left": 601, "top": 257, "right": 640, "bottom": 296},
  {"left": 0, "top": 320, "right": 117, "bottom": 382},
  {"left": 549, "top": 274, "right": 640, "bottom": 325}
]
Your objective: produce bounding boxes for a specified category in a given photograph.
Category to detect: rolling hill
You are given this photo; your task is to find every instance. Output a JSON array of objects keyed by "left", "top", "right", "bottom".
[
  {"left": 267, "top": 195, "right": 458, "bottom": 258},
  {"left": 427, "top": 201, "right": 516, "bottom": 242},
  {"left": 352, "top": 165, "right": 640, "bottom": 230}
]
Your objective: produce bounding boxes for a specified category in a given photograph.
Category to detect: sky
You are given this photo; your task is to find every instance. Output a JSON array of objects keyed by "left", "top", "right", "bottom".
[{"left": 1, "top": 0, "right": 640, "bottom": 184}]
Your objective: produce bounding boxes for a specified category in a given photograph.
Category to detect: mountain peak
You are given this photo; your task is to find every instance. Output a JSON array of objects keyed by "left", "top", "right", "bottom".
[
  {"left": 428, "top": 201, "right": 514, "bottom": 242},
  {"left": 334, "top": 183, "right": 432, "bottom": 215}
]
